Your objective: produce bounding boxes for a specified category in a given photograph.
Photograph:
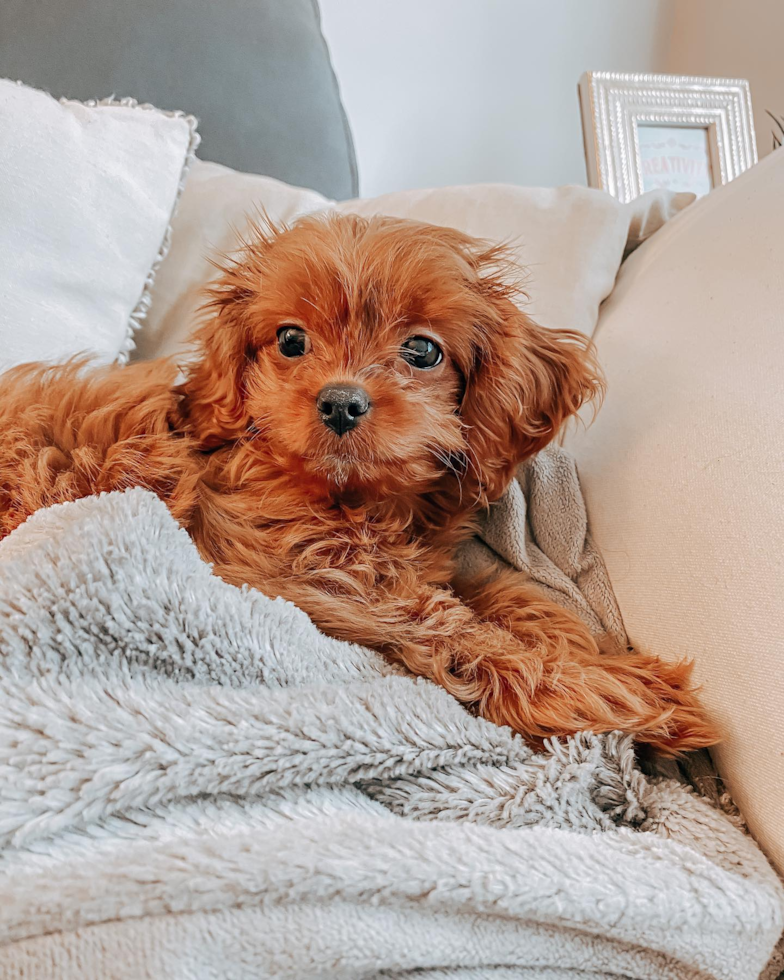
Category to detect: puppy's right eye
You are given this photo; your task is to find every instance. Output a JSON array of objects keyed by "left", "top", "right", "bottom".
[
  {"left": 277, "top": 326, "right": 310, "bottom": 358},
  {"left": 400, "top": 335, "right": 443, "bottom": 369}
]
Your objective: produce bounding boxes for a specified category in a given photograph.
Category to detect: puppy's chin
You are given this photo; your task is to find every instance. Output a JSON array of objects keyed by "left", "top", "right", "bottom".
[
  {"left": 311, "top": 452, "right": 365, "bottom": 489},
  {"left": 296, "top": 442, "right": 443, "bottom": 499}
]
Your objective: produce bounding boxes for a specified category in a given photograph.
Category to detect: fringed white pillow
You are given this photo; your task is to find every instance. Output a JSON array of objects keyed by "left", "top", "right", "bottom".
[{"left": 0, "top": 79, "right": 199, "bottom": 372}]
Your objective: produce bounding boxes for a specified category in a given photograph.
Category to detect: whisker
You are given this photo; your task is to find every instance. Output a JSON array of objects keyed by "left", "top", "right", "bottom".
[
  {"left": 356, "top": 363, "right": 384, "bottom": 379},
  {"left": 426, "top": 447, "right": 465, "bottom": 503}
]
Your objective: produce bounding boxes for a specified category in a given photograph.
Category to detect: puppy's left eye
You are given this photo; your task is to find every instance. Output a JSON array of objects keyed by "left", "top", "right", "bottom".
[
  {"left": 277, "top": 326, "right": 311, "bottom": 358},
  {"left": 400, "top": 336, "right": 443, "bottom": 369}
]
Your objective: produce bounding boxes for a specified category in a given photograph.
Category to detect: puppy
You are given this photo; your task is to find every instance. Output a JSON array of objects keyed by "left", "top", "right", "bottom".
[{"left": 0, "top": 214, "right": 716, "bottom": 753}]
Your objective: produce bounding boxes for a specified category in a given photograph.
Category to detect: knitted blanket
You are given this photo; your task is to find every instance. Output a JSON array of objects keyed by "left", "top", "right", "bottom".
[{"left": 0, "top": 447, "right": 782, "bottom": 980}]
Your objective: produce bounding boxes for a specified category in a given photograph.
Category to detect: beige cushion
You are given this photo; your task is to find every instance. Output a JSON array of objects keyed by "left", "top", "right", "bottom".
[
  {"left": 332, "top": 184, "right": 632, "bottom": 338},
  {"left": 565, "top": 149, "right": 784, "bottom": 873},
  {"left": 139, "top": 159, "right": 689, "bottom": 362}
]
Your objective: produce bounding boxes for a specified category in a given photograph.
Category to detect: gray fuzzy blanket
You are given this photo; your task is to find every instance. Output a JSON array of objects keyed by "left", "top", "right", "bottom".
[{"left": 0, "top": 447, "right": 782, "bottom": 980}]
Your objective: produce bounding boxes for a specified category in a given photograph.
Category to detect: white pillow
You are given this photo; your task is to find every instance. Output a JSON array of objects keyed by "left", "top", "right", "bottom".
[
  {"left": 0, "top": 79, "right": 199, "bottom": 372},
  {"left": 139, "top": 160, "right": 690, "bottom": 362},
  {"left": 564, "top": 149, "right": 784, "bottom": 874}
]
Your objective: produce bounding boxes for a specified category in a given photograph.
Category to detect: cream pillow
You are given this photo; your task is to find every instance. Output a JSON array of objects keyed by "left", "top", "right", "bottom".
[
  {"left": 139, "top": 160, "right": 691, "bottom": 361},
  {"left": 0, "top": 79, "right": 198, "bottom": 372},
  {"left": 332, "top": 185, "right": 631, "bottom": 338},
  {"left": 135, "top": 161, "right": 331, "bottom": 360},
  {"left": 565, "top": 149, "right": 784, "bottom": 873}
]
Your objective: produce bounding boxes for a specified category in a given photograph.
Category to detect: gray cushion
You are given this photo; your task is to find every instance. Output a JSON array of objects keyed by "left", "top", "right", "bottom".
[{"left": 0, "top": 0, "right": 357, "bottom": 200}]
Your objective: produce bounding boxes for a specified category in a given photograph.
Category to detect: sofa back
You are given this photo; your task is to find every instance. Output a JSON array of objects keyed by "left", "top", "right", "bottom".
[
  {"left": 0, "top": 0, "right": 358, "bottom": 201},
  {"left": 565, "top": 148, "right": 784, "bottom": 875}
]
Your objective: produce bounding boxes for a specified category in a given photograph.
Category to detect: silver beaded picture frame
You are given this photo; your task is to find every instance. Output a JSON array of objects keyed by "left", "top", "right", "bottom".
[{"left": 578, "top": 71, "right": 757, "bottom": 203}]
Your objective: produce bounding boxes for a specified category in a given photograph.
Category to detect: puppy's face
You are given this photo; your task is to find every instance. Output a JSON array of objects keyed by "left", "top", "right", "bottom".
[{"left": 184, "top": 215, "right": 601, "bottom": 507}]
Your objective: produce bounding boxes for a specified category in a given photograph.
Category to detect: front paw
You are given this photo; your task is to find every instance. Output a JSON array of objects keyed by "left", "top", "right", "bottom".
[
  {"left": 467, "top": 641, "right": 717, "bottom": 755},
  {"left": 603, "top": 653, "right": 718, "bottom": 756}
]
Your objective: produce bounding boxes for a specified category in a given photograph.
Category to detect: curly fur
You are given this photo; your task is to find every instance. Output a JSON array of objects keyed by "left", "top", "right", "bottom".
[{"left": 0, "top": 213, "right": 716, "bottom": 754}]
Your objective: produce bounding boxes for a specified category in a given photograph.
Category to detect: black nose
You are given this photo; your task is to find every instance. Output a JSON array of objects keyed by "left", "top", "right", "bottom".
[{"left": 316, "top": 384, "right": 370, "bottom": 436}]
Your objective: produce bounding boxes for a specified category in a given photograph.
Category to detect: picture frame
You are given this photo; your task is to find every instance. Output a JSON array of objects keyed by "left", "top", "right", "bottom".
[{"left": 578, "top": 71, "right": 757, "bottom": 203}]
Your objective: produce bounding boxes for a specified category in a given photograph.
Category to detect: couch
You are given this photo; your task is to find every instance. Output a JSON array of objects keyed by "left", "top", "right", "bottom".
[{"left": 1, "top": 1, "right": 782, "bottom": 975}]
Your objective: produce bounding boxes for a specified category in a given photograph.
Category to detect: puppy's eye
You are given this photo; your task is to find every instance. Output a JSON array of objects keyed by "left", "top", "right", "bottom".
[
  {"left": 277, "top": 325, "right": 310, "bottom": 358},
  {"left": 400, "top": 336, "right": 443, "bottom": 370}
]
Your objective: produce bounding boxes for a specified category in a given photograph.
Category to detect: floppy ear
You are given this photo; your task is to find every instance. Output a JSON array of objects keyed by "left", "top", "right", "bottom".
[
  {"left": 179, "top": 310, "right": 254, "bottom": 448},
  {"left": 179, "top": 221, "right": 280, "bottom": 448},
  {"left": 460, "top": 295, "right": 603, "bottom": 503}
]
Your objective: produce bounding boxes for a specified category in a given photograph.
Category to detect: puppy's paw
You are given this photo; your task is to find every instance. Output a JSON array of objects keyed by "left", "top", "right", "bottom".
[
  {"left": 609, "top": 653, "right": 719, "bottom": 756},
  {"left": 467, "top": 641, "right": 718, "bottom": 756}
]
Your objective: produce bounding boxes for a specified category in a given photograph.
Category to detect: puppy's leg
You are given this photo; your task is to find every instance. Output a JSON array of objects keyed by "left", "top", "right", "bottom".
[
  {"left": 454, "top": 570, "right": 717, "bottom": 755},
  {"left": 0, "top": 360, "right": 198, "bottom": 540},
  {"left": 264, "top": 571, "right": 716, "bottom": 756}
]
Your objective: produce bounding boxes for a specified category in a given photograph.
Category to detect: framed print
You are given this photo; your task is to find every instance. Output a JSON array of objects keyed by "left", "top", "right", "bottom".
[{"left": 578, "top": 72, "right": 757, "bottom": 203}]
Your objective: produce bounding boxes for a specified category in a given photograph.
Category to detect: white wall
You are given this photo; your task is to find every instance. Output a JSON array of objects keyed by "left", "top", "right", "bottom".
[
  {"left": 666, "top": 0, "right": 784, "bottom": 158},
  {"left": 320, "top": 0, "right": 675, "bottom": 196},
  {"left": 320, "top": 0, "right": 777, "bottom": 197}
]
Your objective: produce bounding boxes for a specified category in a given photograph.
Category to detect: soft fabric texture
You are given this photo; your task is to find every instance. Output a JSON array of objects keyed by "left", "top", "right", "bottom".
[
  {"left": 1, "top": 449, "right": 782, "bottom": 980},
  {"left": 0, "top": 78, "right": 198, "bottom": 372},
  {"left": 460, "top": 447, "right": 627, "bottom": 651},
  {"left": 0, "top": 0, "right": 357, "bottom": 200},
  {"left": 564, "top": 148, "right": 784, "bottom": 876},
  {"left": 136, "top": 159, "right": 693, "bottom": 361}
]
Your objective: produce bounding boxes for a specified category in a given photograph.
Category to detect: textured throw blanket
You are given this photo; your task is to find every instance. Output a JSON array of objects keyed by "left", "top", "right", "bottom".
[{"left": 1, "top": 447, "right": 782, "bottom": 980}]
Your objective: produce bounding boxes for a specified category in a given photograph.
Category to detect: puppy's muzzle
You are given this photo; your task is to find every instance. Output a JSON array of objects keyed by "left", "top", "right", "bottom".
[{"left": 317, "top": 384, "right": 370, "bottom": 436}]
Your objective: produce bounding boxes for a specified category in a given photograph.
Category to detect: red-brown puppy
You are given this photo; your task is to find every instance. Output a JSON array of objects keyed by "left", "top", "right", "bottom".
[{"left": 0, "top": 214, "right": 716, "bottom": 753}]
